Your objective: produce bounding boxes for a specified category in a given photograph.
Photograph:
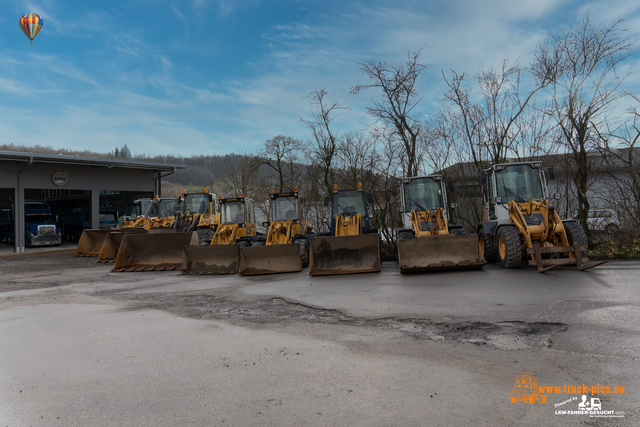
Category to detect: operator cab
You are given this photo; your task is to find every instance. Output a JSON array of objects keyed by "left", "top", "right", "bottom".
[
  {"left": 270, "top": 194, "right": 299, "bottom": 222},
  {"left": 399, "top": 175, "right": 447, "bottom": 229},
  {"left": 326, "top": 185, "right": 374, "bottom": 232},
  {"left": 483, "top": 162, "right": 548, "bottom": 223}
]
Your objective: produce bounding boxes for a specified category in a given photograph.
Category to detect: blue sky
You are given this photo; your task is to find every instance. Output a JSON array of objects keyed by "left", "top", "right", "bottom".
[{"left": 1, "top": 0, "right": 639, "bottom": 157}]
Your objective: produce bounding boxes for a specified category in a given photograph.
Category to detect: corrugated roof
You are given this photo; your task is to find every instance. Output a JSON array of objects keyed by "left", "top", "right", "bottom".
[{"left": 0, "top": 150, "right": 186, "bottom": 171}]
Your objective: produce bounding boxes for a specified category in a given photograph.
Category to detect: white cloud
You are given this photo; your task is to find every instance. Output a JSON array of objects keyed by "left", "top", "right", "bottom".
[{"left": 2, "top": 0, "right": 639, "bottom": 158}]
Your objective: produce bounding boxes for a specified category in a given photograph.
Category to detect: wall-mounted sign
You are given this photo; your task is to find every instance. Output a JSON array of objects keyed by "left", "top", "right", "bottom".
[{"left": 52, "top": 172, "right": 68, "bottom": 187}]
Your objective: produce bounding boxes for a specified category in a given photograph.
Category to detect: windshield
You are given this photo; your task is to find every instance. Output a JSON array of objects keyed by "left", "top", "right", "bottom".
[
  {"left": 402, "top": 177, "right": 444, "bottom": 212},
  {"left": 272, "top": 196, "right": 298, "bottom": 221},
  {"left": 588, "top": 210, "right": 612, "bottom": 218},
  {"left": 99, "top": 213, "right": 118, "bottom": 223},
  {"left": 184, "top": 194, "right": 209, "bottom": 214},
  {"left": 139, "top": 200, "right": 153, "bottom": 217},
  {"left": 495, "top": 165, "right": 544, "bottom": 203},
  {"left": 332, "top": 190, "right": 366, "bottom": 217},
  {"left": 220, "top": 201, "right": 245, "bottom": 224},
  {"left": 157, "top": 200, "right": 176, "bottom": 217},
  {"left": 26, "top": 214, "right": 54, "bottom": 223}
]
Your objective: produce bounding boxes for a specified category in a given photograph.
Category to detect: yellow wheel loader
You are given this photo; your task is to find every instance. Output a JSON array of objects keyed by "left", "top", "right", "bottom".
[
  {"left": 121, "top": 196, "right": 177, "bottom": 230},
  {"left": 97, "top": 227, "right": 176, "bottom": 263},
  {"left": 309, "top": 183, "right": 380, "bottom": 276},
  {"left": 181, "top": 194, "right": 258, "bottom": 274},
  {"left": 174, "top": 189, "right": 219, "bottom": 243},
  {"left": 109, "top": 194, "right": 197, "bottom": 271},
  {"left": 396, "top": 175, "right": 486, "bottom": 273},
  {"left": 477, "top": 161, "right": 607, "bottom": 272},
  {"left": 238, "top": 189, "right": 313, "bottom": 275},
  {"left": 112, "top": 231, "right": 199, "bottom": 272},
  {"left": 76, "top": 227, "right": 147, "bottom": 257}
]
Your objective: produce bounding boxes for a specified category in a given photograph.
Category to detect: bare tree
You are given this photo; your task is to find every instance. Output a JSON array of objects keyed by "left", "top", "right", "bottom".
[
  {"left": 335, "top": 132, "right": 380, "bottom": 189},
  {"left": 437, "top": 58, "right": 556, "bottom": 228},
  {"left": 443, "top": 58, "right": 555, "bottom": 169},
  {"left": 595, "top": 104, "right": 640, "bottom": 227},
  {"left": 300, "top": 88, "right": 346, "bottom": 197},
  {"left": 532, "top": 14, "right": 637, "bottom": 236},
  {"left": 217, "top": 153, "right": 262, "bottom": 198},
  {"left": 351, "top": 49, "right": 428, "bottom": 177},
  {"left": 257, "top": 135, "right": 304, "bottom": 193}
]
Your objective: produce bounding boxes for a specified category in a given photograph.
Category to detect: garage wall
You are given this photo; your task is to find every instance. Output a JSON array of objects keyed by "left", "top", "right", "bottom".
[{"left": 0, "top": 161, "right": 157, "bottom": 192}]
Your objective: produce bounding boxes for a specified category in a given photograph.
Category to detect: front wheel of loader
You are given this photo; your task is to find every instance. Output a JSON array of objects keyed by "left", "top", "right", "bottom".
[
  {"left": 397, "top": 231, "right": 413, "bottom": 240},
  {"left": 294, "top": 238, "right": 308, "bottom": 268},
  {"left": 196, "top": 229, "right": 214, "bottom": 245},
  {"left": 478, "top": 227, "right": 498, "bottom": 263},
  {"left": 451, "top": 228, "right": 467, "bottom": 236},
  {"left": 497, "top": 227, "right": 522, "bottom": 269},
  {"left": 564, "top": 222, "right": 588, "bottom": 257}
]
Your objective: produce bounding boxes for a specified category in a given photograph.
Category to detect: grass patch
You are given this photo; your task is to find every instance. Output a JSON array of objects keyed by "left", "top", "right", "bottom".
[{"left": 589, "top": 228, "right": 640, "bottom": 260}]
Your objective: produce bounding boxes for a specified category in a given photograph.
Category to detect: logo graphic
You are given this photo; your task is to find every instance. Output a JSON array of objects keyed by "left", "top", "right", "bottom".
[
  {"left": 51, "top": 172, "right": 68, "bottom": 187},
  {"left": 578, "top": 395, "right": 601, "bottom": 411},
  {"left": 509, "top": 371, "right": 547, "bottom": 404}
]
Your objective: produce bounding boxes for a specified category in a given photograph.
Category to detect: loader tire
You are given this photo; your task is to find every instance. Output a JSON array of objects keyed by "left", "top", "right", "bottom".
[
  {"left": 397, "top": 231, "right": 413, "bottom": 240},
  {"left": 497, "top": 226, "right": 522, "bottom": 269},
  {"left": 451, "top": 228, "right": 467, "bottom": 236},
  {"left": 564, "top": 222, "right": 588, "bottom": 258},
  {"left": 478, "top": 227, "right": 498, "bottom": 263},
  {"left": 197, "top": 229, "right": 214, "bottom": 245},
  {"left": 251, "top": 241, "right": 265, "bottom": 247},
  {"left": 293, "top": 238, "right": 308, "bottom": 268}
]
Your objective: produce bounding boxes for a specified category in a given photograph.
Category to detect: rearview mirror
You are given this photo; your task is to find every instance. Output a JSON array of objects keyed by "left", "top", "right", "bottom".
[
  {"left": 548, "top": 167, "right": 555, "bottom": 181},
  {"left": 481, "top": 174, "right": 488, "bottom": 186},
  {"left": 323, "top": 196, "right": 329, "bottom": 207}
]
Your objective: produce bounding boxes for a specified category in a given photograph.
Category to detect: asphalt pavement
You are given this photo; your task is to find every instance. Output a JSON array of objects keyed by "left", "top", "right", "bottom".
[{"left": 0, "top": 254, "right": 638, "bottom": 426}]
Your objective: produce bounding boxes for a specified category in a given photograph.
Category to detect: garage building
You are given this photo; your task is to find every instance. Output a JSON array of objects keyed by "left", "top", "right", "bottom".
[{"left": 0, "top": 150, "right": 185, "bottom": 253}]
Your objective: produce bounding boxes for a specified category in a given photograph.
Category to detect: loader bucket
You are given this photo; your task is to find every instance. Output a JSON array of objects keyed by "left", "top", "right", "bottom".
[
  {"left": 181, "top": 244, "right": 240, "bottom": 275},
  {"left": 97, "top": 228, "right": 151, "bottom": 263},
  {"left": 309, "top": 233, "right": 380, "bottom": 276},
  {"left": 112, "top": 232, "right": 198, "bottom": 272},
  {"left": 148, "top": 227, "right": 177, "bottom": 234},
  {"left": 397, "top": 234, "right": 486, "bottom": 273},
  {"left": 238, "top": 244, "right": 302, "bottom": 276},
  {"left": 75, "top": 228, "right": 139, "bottom": 257}
]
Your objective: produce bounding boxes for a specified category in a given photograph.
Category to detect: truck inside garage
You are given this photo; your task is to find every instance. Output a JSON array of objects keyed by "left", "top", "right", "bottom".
[{"left": 0, "top": 150, "right": 185, "bottom": 253}]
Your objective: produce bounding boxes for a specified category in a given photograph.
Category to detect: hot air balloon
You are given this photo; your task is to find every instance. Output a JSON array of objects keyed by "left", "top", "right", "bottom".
[{"left": 19, "top": 13, "right": 44, "bottom": 45}]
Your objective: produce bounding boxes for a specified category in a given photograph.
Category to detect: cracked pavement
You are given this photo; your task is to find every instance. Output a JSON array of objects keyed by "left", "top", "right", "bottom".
[{"left": 1, "top": 253, "right": 639, "bottom": 426}]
